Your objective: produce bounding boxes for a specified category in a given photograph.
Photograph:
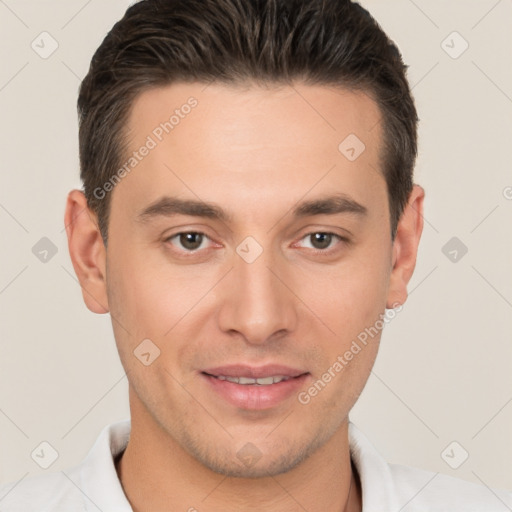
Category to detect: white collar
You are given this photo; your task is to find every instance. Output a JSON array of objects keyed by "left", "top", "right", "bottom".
[
  {"left": 69, "top": 418, "right": 398, "bottom": 511},
  {"left": 60, "top": 418, "right": 512, "bottom": 511}
]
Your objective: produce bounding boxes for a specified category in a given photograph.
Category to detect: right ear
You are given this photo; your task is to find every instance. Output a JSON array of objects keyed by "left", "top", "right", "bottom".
[{"left": 64, "top": 189, "right": 109, "bottom": 314}]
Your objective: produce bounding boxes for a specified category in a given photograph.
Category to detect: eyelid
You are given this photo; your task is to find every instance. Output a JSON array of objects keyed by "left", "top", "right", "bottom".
[
  {"left": 292, "top": 231, "right": 348, "bottom": 253},
  {"left": 164, "top": 229, "right": 350, "bottom": 255},
  {"left": 164, "top": 230, "right": 217, "bottom": 251}
]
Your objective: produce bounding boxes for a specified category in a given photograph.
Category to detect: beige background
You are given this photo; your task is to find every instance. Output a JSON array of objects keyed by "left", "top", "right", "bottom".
[{"left": 1, "top": 0, "right": 511, "bottom": 496}]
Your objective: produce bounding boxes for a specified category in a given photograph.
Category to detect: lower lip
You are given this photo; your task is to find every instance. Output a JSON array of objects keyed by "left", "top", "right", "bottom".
[{"left": 201, "top": 373, "right": 310, "bottom": 410}]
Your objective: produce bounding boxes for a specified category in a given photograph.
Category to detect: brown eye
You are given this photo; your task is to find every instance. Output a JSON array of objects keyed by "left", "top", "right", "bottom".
[
  {"left": 309, "top": 232, "right": 333, "bottom": 250},
  {"left": 166, "top": 232, "right": 209, "bottom": 252},
  {"left": 293, "top": 231, "right": 348, "bottom": 255},
  {"left": 179, "top": 232, "right": 203, "bottom": 250}
]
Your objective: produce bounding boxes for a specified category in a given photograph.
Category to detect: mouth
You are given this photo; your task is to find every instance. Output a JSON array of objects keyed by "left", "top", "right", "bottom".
[
  {"left": 203, "top": 374, "right": 294, "bottom": 385},
  {"left": 200, "top": 364, "right": 310, "bottom": 410}
]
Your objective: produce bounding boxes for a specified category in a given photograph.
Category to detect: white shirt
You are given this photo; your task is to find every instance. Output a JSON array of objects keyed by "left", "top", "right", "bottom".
[{"left": 0, "top": 419, "right": 510, "bottom": 511}]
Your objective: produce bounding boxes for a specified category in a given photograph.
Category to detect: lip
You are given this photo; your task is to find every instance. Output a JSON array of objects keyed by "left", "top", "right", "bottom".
[
  {"left": 202, "top": 364, "right": 307, "bottom": 379},
  {"left": 200, "top": 364, "right": 310, "bottom": 410}
]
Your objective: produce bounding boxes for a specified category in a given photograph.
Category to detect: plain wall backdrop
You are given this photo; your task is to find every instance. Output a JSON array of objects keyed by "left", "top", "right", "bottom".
[{"left": 1, "top": 0, "right": 511, "bottom": 495}]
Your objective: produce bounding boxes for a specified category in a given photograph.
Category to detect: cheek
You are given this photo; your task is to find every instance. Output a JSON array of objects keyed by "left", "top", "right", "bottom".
[
  {"left": 292, "top": 239, "right": 391, "bottom": 400},
  {"left": 105, "top": 247, "right": 172, "bottom": 369},
  {"left": 107, "top": 245, "right": 192, "bottom": 327},
  {"left": 298, "top": 248, "right": 391, "bottom": 338},
  {"left": 297, "top": 259, "right": 388, "bottom": 411},
  {"left": 105, "top": 258, "right": 191, "bottom": 399},
  {"left": 106, "top": 246, "right": 225, "bottom": 372}
]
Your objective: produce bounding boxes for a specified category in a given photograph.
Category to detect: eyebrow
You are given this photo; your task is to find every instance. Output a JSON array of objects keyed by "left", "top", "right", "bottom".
[{"left": 135, "top": 193, "right": 367, "bottom": 224}]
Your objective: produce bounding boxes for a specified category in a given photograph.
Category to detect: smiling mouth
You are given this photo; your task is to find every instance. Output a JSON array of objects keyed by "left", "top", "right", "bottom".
[
  {"left": 200, "top": 370, "right": 310, "bottom": 410},
  {"left": 202, "top": 373, "right": 300, "bottom": 385}
]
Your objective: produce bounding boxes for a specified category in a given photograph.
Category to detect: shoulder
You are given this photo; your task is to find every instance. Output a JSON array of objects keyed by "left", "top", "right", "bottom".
[
  {"left": 0, "top": 419, "right": 131, "bottom": 512},
  {"left": 388, "top": 462, "right": 512, "bottom": 511},
  {"left": 348, "top": 422, "right": 512, "bottom": 512},
  {"left": 0, "top": 467, "right": 85, "bottom": 512}
]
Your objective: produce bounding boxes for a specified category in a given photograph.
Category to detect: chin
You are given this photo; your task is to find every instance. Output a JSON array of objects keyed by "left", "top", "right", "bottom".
[{"left": 181, "top": 428, "right": 331, "bottom": 479}]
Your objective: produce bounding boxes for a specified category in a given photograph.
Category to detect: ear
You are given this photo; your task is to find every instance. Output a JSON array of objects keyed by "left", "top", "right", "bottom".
[
  {"left": 386, "top": 184, "right": 425, "bottom": 308},
  {"left": 64, "top": 189, "right": 109, "bottom": 314}
]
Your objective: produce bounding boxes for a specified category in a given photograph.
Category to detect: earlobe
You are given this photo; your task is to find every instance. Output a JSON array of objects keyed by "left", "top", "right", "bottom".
[
  {"left": 386, "top": 185, "right": 425, "bottom": 308},
  {"left": 64, "top": 189, "right": 109, "bottom": 314}
]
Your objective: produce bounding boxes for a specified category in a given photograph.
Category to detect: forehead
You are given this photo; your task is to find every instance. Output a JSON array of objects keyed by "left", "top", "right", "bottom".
[
  {"left": 113, "top": 81, "right": 386, "bottom": 224},
  {"left": 127, "top": 81, "right": 382, "bottom": 153}
]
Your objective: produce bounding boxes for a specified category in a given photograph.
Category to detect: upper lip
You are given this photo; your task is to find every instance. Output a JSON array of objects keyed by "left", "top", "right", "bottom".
[{"left": 202, "top": 364, "right": 308, "bottom": 379}]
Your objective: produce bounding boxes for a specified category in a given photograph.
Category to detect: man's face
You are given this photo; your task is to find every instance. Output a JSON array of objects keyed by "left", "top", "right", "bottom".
[{"left": 104, "top": 82, "right": 395, "bottom": 477}]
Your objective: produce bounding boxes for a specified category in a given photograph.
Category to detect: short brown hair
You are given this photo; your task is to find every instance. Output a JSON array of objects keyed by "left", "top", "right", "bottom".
[{"left": 78, "top": 0, "right": 418, "bottom": 244}]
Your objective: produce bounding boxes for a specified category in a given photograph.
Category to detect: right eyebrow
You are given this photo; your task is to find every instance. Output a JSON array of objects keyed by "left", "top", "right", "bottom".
[{"left": 135, "top": 196, "right": 232, "bottom": 224}]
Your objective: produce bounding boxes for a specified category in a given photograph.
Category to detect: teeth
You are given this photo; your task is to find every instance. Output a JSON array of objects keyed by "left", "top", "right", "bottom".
[
  {"left": 238, "top": 376, "right": 257, "bottom": 384},
  {"left": 214, "top": 375, "right": 290, "bottom": 385}
]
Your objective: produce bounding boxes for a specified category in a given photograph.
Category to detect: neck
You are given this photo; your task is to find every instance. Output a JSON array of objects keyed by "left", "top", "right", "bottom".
[{"left": 115, "top": 394, "right": 362, "bottom": 512}]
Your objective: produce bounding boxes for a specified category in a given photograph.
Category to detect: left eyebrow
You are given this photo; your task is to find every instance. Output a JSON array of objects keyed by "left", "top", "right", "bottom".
[
  {"left": 135, "top": 193, "right": 367, "bottom": 225},
  {"left": 291, "top": 193, "right": 367, "bottom": 218}
]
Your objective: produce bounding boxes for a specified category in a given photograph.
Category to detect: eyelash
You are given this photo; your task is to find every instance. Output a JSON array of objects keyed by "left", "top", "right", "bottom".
[{"left": 164, "top": 231, "right": 348, "bottom": 257}]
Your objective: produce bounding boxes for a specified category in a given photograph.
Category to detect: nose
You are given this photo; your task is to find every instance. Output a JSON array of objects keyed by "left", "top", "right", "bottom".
[{"left": 216, "top": 244, "right": 299, "bottom": 345}]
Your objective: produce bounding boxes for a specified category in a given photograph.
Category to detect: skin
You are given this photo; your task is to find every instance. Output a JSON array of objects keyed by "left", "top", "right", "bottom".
[{"left": 65, "top": 82, "right": 424, "bottom": 512}]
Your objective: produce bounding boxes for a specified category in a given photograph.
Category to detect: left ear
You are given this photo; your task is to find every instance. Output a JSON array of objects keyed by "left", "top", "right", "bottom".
[{"left": 386, "top": 184, "right": 425, "bottom": 308}]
